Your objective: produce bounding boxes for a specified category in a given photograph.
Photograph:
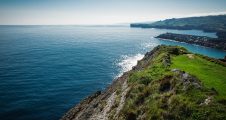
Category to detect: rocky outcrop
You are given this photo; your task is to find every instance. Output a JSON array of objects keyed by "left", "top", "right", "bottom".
[
  {"left": 60, "top": 72, "right": 128, "bottom": 120},
  {"left": 61, "top": 46, "right": 164, "bottom": 120}
]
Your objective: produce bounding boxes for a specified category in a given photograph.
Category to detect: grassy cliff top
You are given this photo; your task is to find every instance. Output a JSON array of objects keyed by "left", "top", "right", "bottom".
[
  {"left": 171, "top": 54, "right": 226, "bottom": 99},
  {"left": 61, "top": 45, "right": 226, "bottom": 120},
  {"left": 119, "top": 45, "right": 226, "bottom": 120}
]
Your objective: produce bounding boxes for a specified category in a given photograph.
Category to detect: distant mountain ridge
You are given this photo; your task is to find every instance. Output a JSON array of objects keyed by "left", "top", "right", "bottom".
[{"left": 130, "top": 15, "right": 226, "bottom": 39}]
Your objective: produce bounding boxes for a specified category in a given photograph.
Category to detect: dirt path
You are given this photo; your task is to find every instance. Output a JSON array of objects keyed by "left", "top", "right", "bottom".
[
  {"left": 89, "top": 79, "right": 129, "bottom": 120},
  {"left": 89, "top": 92, "right": 116, "bottom": 120},
  {"left": 115, "top": 80, "right": 129, "bottom": 118}
]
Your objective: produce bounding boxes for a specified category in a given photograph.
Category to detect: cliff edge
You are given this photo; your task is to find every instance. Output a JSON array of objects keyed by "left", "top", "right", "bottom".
[{"left": 61, "top": 45, "right": 226, "bottom": 120}]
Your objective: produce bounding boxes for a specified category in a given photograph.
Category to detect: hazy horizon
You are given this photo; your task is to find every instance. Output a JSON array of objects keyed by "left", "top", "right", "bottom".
[{"left": 0, "top": 0, "right": 226, "bottom": 25}]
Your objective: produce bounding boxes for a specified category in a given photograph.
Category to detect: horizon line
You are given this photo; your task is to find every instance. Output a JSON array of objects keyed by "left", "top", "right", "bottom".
[{"left": 1, "top": 12, "right": 225, "bottom": 26}]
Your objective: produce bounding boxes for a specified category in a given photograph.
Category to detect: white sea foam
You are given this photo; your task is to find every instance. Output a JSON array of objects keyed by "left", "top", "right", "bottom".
[
  {"left": 116, "top": 53, "right": 144, "bottom": 78},
  {"left": 114, "top": 41, "right": 158, "bottom": 78}
]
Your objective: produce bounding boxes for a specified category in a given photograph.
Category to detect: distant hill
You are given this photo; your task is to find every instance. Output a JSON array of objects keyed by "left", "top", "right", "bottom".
[
  {"left": 156, "top": 33, "right": 226, "bottom": 50},
  {"left": 130, "top": 15, "right": 226, "bottom": 39}
]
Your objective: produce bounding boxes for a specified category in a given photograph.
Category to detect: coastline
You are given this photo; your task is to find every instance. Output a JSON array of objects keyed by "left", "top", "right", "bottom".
[
  {"left": 155, "top": 33, "right": 226, "bottom": 51},
  {"left": 61, "top": 45, "right": 226, "bottom": 120},
  {"left": 60, "top": 45, "right": 162, "bottom": 120}
]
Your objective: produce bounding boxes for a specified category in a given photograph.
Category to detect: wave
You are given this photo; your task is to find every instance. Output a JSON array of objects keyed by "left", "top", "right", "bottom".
[
  {"left": 116, "top": 53, "right": 144, "bottom": 78},
  {"left": 114, "top": 41, "right": 159, "bottom": 79}
]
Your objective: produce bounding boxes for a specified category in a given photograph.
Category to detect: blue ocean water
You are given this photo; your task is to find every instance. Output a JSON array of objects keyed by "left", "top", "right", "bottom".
[{"left": 0, "top": 26, "right": 225, "bottom": 120}]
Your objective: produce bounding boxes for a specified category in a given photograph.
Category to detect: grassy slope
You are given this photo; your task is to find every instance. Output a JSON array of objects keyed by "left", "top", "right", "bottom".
[
  {"left": 118, "top": 46, "right": 226, "bottom": 120},
  {"left": 171, "top": 55, "right": 226, "bottom": 99}
]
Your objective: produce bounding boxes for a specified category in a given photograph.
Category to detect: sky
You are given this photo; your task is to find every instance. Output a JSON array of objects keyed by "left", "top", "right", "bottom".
[{"left": 0, "top": 0, "right": 226, "bottom": 25}]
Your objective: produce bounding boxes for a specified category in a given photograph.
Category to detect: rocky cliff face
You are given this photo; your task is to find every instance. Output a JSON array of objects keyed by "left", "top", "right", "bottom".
[
  {"left": 61, "top": 45, "right": 226, "bottom": 120},
  {"left": 61, "top": 46, "right": 163, "bottom": 120}
]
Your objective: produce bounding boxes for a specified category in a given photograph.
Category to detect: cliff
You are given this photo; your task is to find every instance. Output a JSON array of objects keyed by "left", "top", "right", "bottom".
[{"left": 61, "top": 45, "right": 226, "bottom": 120}]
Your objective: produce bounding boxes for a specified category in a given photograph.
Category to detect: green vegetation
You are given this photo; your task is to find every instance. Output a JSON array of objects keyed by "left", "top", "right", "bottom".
[
  {"left": 156, "top": 33, "right": 226, "bottom": 50},
  {"left": 171, "top": 54, "right": 226, "bottom": 99},
  {"left": 118, "top": 46, "right": 226, "bottom": 120},
  {"left": 130, "top": 15, "right": 226, "bottom": 39}
]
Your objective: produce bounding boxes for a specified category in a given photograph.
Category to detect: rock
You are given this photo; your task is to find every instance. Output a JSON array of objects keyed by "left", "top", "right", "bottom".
[
  {"left": 200, "top": 96, "right": 213, "bottom": 106},
  {"left": 187, "top": 54, "right": 194, "bottom": 59},
  {"left": 172, "top": 69, "right": 202, "bottom": 90},
  {"left": 171, "top": 69, "right": 180, "bottom": 72},
  {"left": 182, "top": 73, "right": 189, "bottom": 80}
]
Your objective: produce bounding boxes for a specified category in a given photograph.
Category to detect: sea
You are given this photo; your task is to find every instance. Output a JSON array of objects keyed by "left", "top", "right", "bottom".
[{"left": 0, "top": 25, "right": 225, "bottom": 120}]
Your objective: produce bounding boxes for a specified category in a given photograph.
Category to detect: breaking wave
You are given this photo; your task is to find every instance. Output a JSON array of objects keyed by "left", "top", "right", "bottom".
[{"left": 116, "top": 53, "right": 144, "bottom": 78}]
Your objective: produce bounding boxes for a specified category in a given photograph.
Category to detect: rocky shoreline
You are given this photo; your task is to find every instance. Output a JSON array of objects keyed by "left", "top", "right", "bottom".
[
  {"left": 60, "top": 46, "right": 163, "bottom": 120},
  {"left": 156, "top": 33, "right": 226, "bottom": 51},
  {"left": 61, "top": 45, "right": 226, "bottom": 120}
]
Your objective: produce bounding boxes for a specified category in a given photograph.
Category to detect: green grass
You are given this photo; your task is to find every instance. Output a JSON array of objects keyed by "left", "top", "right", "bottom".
[
  {"left": 171, "top": 54, "right": 226, "bottom": 99},
  {"left": 118, "top": 46, "right": 226, "bottom": 120}
]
